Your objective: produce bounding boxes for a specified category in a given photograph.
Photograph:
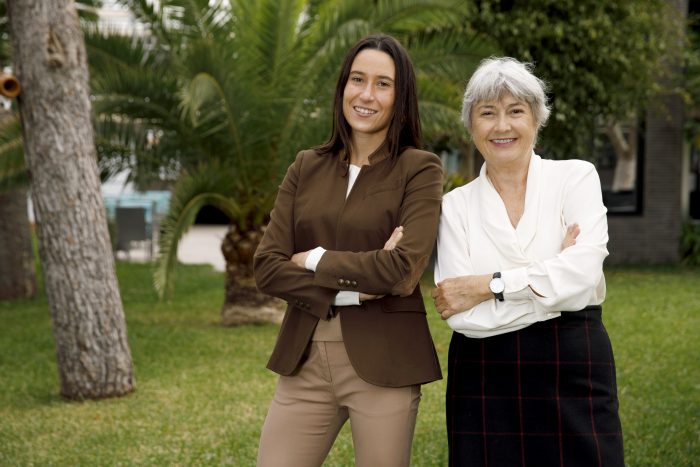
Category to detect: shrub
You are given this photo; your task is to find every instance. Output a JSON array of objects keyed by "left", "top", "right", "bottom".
[{"left": 680, "top": 221, "right": 700, "bottom": 266}]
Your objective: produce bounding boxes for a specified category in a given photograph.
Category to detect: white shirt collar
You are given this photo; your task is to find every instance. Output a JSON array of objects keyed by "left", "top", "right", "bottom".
[{"left": 478, "top": 152, "right": 542, "bottom": 263}]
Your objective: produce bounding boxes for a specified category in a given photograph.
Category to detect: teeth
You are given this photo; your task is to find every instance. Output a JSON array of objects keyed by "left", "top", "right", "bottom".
[
  {"left": 354, "top": 106, "right": 377, "bottom": 115},
  {"left": 492, "top": 138, "right": 515, "bottom": 143}
]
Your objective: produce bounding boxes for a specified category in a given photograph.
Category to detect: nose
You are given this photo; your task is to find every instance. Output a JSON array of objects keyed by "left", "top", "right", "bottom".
[
  {"left": 495, "top": 113, "right": 510, "bottom": 132},
  {"left": 360, "top": 83, "right": 374, "bottom": 101}
]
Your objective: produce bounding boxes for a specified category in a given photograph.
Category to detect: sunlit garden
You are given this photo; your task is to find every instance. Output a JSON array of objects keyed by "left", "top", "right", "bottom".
[
  {"left": 1, "top": 264, "right": 698, "bottom": 465},
  {"left": 2, "top": 0, "right": 700, "bottom": 466}
]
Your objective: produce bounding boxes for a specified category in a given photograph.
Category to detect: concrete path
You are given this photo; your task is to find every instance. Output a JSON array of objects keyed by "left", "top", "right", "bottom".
[
  {"left": 116, "top": 224, "right": 228, "bottom": 272},
  {"left": 176, "top": 225, "right": 227, "bottom": 271}
]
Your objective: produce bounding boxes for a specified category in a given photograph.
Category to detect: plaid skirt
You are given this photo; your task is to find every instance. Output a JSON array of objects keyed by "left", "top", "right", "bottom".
[{"left": 446, "top": 306, "right": 624, "bottom": 467}]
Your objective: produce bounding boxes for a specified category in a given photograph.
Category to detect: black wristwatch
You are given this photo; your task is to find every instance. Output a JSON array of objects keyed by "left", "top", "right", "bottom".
[{"left": 489, "top": 272, "right": 505, "bottom": 302}]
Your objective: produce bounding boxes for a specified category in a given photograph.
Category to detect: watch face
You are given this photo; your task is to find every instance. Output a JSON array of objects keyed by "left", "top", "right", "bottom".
[{"left": 490, "top": 277, "right": 505, "bottom": 294}]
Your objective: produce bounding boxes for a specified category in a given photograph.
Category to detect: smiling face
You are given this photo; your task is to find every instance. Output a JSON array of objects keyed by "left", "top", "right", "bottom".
[
  {"left": 470, "top": 92, "right": 537, "bottom": 168},
  {"left": 342, "top": 49, "right": 396, "bottom": 148}
]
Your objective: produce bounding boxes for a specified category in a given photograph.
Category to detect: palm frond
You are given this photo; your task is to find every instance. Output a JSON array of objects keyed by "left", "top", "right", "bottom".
[
  {"left": 90, "top": 0, "right": 500, "bottom": 298},
  {"left": 85, "top": 28, "right": 160, "bottom": 71},
  {"left": 154, "top": 165, "right": 242, "bottom": 297}
]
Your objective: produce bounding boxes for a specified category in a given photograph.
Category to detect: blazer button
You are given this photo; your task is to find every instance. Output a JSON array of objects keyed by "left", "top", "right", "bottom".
[
  {"left": 337, "top": 278, "right": 344, "bottom": 286},
  {"left": 351, "top": 280, "right": 358, "bottom": 288}
]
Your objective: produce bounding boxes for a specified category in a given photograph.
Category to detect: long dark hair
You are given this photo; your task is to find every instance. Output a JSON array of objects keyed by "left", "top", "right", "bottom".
[{"left": 316, "top": 34, "right": 422, "bottom": 159}]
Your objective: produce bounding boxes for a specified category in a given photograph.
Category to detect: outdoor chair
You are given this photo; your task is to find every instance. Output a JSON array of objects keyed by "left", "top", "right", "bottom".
[{"left": 114, "top": 206, "right": 152, "bottom": 260}]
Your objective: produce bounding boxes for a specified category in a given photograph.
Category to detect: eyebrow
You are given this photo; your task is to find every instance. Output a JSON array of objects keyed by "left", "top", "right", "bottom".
[
  {"left": 476, "top": 101, "right": 526, "bottom": 109},
  {"left": 349, "top": 70, "right": 395, "bottom": 82}
]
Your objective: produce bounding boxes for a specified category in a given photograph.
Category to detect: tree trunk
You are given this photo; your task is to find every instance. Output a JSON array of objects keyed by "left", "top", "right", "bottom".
[
  {"left": 605, "top": 121, "right": 638, "bottom": 192},
  {"left": 220, "top": 224, "right": 283, "bottom": 326},
  {"left": 6, "top": 0, "right": 134, "bottom": 399},
  {"left": 460, "top": 141, "right": 479, "bottom": 182},
  {"left": 0, "top": 187, "right": 36, "bottom": 300}
]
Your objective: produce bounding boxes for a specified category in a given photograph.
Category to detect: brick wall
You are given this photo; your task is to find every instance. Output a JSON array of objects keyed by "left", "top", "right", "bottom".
[{"left": 607, "top": 93, "right": 684, "bottom": 264}]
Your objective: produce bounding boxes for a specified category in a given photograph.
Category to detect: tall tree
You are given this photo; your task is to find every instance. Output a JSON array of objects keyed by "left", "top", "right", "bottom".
[
  {"left": 0, "top": 182, "right": 36, "bottom": 300},
  {"left": 468, "top": 0, "right": 679, "bottom": 163},
  {"left": 89, "top": 0, "right": 492, "bottom": 325},
  {"left": 6, "top": 0, "right": 133, "bottom": 399},
  {"left": 0, "top": 100, "right": 36, "bottom": 301},
  {"left": 0, "top": 1, "right": 35, "bottom": 301},
  {"left": 0, "top": 0, "right": 102, "bottom": 301}
]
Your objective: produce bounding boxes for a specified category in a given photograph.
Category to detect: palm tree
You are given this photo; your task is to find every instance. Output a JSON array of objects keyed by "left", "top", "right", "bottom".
[{"left": 90, "top": 0, "right": 493, "bottom": 324}]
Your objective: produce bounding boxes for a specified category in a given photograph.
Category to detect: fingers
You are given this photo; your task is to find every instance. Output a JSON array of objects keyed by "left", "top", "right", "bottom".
[
  {"left": 383, "top": 226, "right": 404, "bottom": 250},
  {"left": 561, "top": 223, "right": 580, "bottom": 251},
  {"left": 568, "top": 223, "right": 580, "bottom": 238},
  {"left": 359, "top": 293, "right": 385, "bottom": 302},
  {"left": 290, "top": 250, "right": 309, "bottom": 268},
  {"left": 431, "top": 286, "right": 450, "bottom": 320}
]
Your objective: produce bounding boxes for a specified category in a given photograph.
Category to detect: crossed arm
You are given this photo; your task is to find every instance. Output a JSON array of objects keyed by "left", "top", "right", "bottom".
[
  {"left": 291, "top": 226, "right": 405, "bottom": 303},
  {"left": 431, "top": 223, "right": 581, "bottom": 320}
]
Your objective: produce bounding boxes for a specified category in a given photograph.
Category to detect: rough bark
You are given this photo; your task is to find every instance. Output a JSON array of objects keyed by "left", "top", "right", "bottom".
[
  {"left": 6, "top": 0, "right": 134, "bottom": 399},
  {"left": 220, "top": 224, "right": 283, "bottom": 326},
  {"left": 0, "top": 187, "right": 36, "bottom": 300}
]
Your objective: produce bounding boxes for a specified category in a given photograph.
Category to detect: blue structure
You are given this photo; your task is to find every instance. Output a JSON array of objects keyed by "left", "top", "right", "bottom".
[{"left": 103, "top": 190, "right": 171, "bottom": 227}]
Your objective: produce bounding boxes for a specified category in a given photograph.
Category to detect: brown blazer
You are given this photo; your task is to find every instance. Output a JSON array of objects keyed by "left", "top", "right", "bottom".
[{"left": 254, "top": 144, "right": 443, "bottom": 388}]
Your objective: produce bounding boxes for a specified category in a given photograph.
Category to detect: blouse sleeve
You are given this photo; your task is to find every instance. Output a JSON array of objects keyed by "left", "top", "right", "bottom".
[
  {"left": 500, "top": 162, "right": 609, "bottom": 311},
  {"left": 312, "top": 153, "right": 443, "bottom": 297},
  {"left": 253, "top": 151, "right": 337, "bottom": 320}
]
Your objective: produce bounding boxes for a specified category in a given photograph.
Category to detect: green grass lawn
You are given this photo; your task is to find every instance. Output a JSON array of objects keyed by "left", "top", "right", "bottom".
[{"left": 0, "top": 263, "right": 698, "bottom": 466}]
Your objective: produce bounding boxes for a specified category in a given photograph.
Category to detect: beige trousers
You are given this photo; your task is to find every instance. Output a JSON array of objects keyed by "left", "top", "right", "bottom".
[{"left": 256, "top": 341, "right": 421, "bottom": 467}]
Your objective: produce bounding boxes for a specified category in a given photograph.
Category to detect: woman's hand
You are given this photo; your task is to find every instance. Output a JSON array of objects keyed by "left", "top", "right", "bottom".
[
  {"left": 383, "top": 226, "right": 403, "bottom": 250},
  {"left": 290, "top": 250, "right": 310, "bottom": 268},
  {"left": 561, "top": 223, "right": 580, "bottom": 251},
  {"left": 431, "top": 274, "right": 492, "bottom": 320},
  {"left": 359, "top": 293, "right": 384, "bottom": 302},
  {"left": 358, "top": 226, "right": 404, "bottom": 302}
]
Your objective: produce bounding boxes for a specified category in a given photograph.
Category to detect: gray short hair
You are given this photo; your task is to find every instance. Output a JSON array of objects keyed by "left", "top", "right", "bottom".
[{"left": 461, "top": 57, "right": 551, "bottom": 135}]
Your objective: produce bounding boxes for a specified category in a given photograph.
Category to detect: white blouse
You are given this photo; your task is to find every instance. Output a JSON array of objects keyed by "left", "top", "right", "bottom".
[
  {"left": 305, "top": 164, "right": 362, "bottom": 306},
  {"left": 434, "top": 153, "right": 609, "bottom": 338}
]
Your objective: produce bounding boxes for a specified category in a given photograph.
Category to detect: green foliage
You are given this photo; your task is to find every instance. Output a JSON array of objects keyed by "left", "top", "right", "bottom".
[
  {"left": 683, "top": 14, "right": 700, "bottom": 137},
  {"left": 89, "top": 0, "right": 494, "bottom": 295},
  {"left": 467, "top": 0, "right": 681, "bottom": 159},
  {"left": 680, "top": 221, "right": 700, "bottom": 266},
  {"left": 442, "top": 169, "right": 469, "bottom": 193},
  {"left": 153, "top": 164, "right": 275, "bottom": 297},
  {"left": 0, "top": 0, "right": 114, "bottom": 191},
  {"left": 0, "top": 265, "right": 698, "bottom": 465}
]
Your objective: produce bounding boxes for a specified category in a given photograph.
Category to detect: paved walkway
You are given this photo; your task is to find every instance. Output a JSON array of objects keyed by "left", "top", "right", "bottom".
[
  {"left": 176, "top": 225, "right": 227, "bottom": 271},
  {"left": 116, "top": 224, "right": 228, "bottom": 271}
]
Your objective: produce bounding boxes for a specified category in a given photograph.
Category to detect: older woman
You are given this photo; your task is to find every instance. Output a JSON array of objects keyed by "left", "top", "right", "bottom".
[{"left": 432, "top": 57, "right": 624, "bottom": 467}]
